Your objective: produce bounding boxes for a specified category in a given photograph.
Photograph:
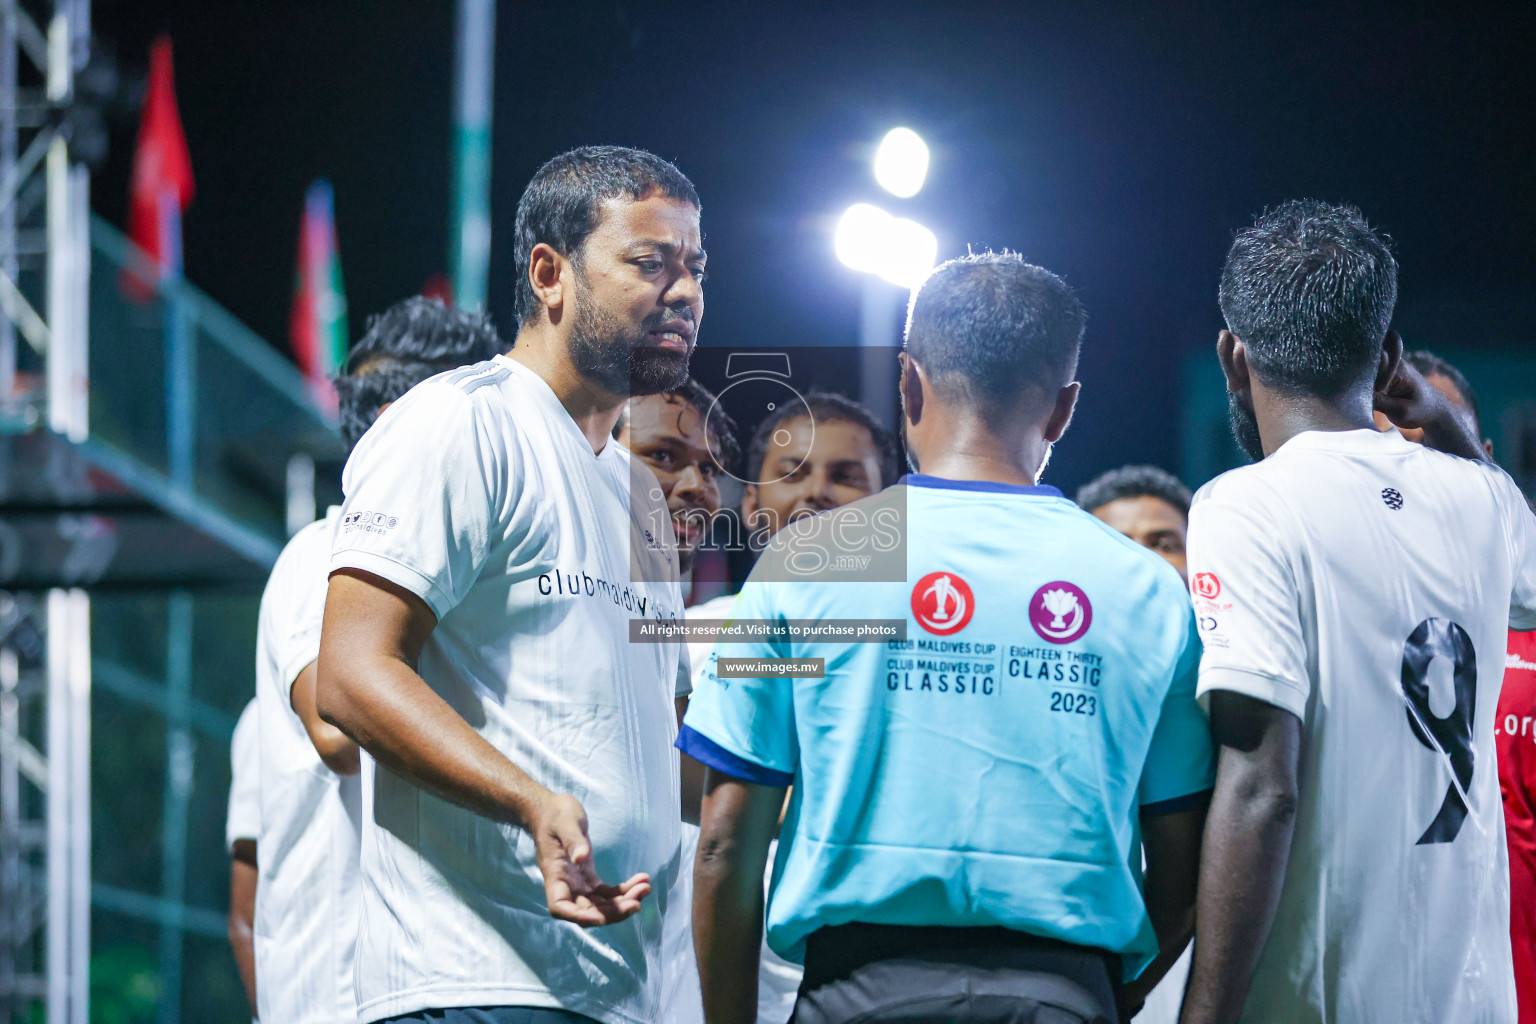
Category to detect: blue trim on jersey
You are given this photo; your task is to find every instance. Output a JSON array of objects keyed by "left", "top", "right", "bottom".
[
  {"left": 1140, "top": 788, "right": 1213, "bottom": 817},
  {"left": 677, "top": 725, "right": 794, "bottom": 788},
  {"left": 900, "top": 474, "right": 1064, "bottom": 498}
]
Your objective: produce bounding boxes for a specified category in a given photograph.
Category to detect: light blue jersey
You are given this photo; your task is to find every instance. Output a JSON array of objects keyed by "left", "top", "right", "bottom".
[{"left": 678, "top": 475, "right": 1213, "bottom": 980}]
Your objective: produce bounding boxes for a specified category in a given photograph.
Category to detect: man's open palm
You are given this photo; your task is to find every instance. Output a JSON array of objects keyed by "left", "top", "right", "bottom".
[{"left": 534, "top": 793, "right": 652, "bottom": 926}]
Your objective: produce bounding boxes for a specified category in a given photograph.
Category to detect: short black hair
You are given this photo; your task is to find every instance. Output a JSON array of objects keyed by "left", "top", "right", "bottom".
[
  {"left": 613, "top": 377, "right": 742, "bottom": 476},
  {"left": 1219, "top": 200, "right": 1398, "bottom": 398},
  {"left": 334, "top": 297, "right": 504, "bottom": 451},
  {"left": 1404, "top": 349, "right": 1481, "bottom": 432},
  {"left": 745, "top": 391, "right": 900, "bottom": 489},
  {"left": 1075, "top": 464, "right": 1193, "bottom": 520},
  {"left": 904, "top": 251, "right": 1086, "bottom": 415},
  {"left": 512, "top": 145, "right": 700, "bottom": 326}
]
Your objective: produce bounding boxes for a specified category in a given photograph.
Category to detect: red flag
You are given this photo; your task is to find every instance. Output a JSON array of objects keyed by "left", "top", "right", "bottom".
[
  {"left": 420, "top": 272, "right": 453, "bottom": 305},
  {"left": 127, "top": 36, "right": 193, "bottom": 281}
]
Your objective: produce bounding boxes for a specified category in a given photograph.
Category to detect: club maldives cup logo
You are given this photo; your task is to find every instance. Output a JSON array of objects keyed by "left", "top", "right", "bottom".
[
  {"left": 912, "top": 571, "right": 975, "bottom": 636},
  {"left": 1192, "top": 573, "right": 1221, "bottom": 600},
  {"left": 1029, "top": 581, "right": 1093, "bottom": 644}
]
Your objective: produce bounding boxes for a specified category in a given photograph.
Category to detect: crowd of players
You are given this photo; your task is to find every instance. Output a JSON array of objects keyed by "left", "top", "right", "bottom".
[{"left": 218, "top": 146, "right": 1536, "bottom": 1024}]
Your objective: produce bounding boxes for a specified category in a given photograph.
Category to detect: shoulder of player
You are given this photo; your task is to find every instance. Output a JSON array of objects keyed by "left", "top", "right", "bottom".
[
  {"left": 380, "top": 359, "right": 515, "bottom": 422},
  {"left": 1189, "top": 462, "right": 1298, "bottom": 527},
  {"left": 267, "top": 512, "right": 335, "bottom": 585}
]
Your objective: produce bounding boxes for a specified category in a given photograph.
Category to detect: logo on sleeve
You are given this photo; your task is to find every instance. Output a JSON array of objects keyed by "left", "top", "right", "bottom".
[
  {"left": 342, "top": 510, "right": 399, "bottom": 535},
  {"left": 1192, "top": 572, "right": 1221, "bottom": 600},
  {"left": 1029, "top": 581, "right": 1092, "bottom": 644},
  {"left": 912, "top": 572, "right": 975, "bottom": 635}
]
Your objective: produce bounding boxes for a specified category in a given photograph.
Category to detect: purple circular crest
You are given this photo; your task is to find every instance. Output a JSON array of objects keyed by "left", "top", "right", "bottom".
[{"left": 1029, "top": 581, "right": 1093, "bottom": 644}]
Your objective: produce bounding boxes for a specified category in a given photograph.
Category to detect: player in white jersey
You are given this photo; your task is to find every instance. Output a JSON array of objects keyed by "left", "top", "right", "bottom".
[
  {"left": 1179, "top": 200, "right": 1536, "bottom": 1024},
  {"left": 253, "top": 297, "right": 502, "bottom": 1024},
  {"left": 226, "top": 698, "right": 260, "bottom": 1019},
  {"left": 317, "top": 147, "right": 701, "bottom": 1024}
]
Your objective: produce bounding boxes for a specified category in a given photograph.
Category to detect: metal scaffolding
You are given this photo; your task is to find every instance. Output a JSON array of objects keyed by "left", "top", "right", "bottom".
[{"left": 1, "top": 0, "right": 94, "bottom": 1021}]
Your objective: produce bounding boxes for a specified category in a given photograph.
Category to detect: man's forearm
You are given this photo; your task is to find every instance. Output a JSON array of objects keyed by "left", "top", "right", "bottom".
[
  {"left": 694, "top": 773, "right": 784, "bottom": 1024},
  {"left": 1179, "top": 773, "right": 1297, "bottom": 1024},
  {"left": 228, "top": 851, "right": 258, "bottom": 1017},
  {"left": 319, "top": 653, "right": 549, "bottom": 830},
  {"left": 694, "top": 833, "right": 767, "bottom": 1024},
  {"left": 1420, "top": 409, "right": 1492, "bottom": 463}
]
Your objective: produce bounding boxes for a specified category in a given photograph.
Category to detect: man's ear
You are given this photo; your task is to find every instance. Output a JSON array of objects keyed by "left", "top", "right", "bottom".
[
  {"left": 900, "top": 352, "right": 926, "bottom": 427},
  {"left": 1375, "top": 330, "right": 1404, "bottom": 392},
  {"left": 1043, "top": 381, "right": 1080, "bottom": 444},
  {"left": 1217, "top": 330, "right": 1250, "bottom": 394},
  {"left": 528, "top": 242, "right": 567, "bottom": 318}
]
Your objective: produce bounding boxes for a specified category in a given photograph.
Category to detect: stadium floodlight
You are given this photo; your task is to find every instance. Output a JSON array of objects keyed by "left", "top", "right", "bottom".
[
  {"left": 877, "top": 216, "right": 938, "bottom": 289},
  {"left": 834, "top": 202, "right": 895, "bottom": 276},
  {"left": 873, "top": 127, "right": 929, "bottom": 198},
  {"left": 836, "top": 202, "right": 938, "bottom": 290}
]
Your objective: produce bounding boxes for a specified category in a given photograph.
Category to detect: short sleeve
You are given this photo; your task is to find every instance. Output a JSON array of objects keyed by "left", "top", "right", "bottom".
[
  {"left": 1497, "top": 472, "right": 1536, "bottom": 631},
  {"left": 1138, "top": 611, "right": 1216, "bottom": 813},
  {"left": 674, "top": 643, "right": 694, "bottom": 699},
  {"left": 1188, "top": 493, "right": 1311, "bottom": 720},
  {"left": 225, "top": 700, "right": 261, "bottom": 851},
  {"left": 268, "top": 521, "right": 333, "bottom": 696},
  {"left": 677, "top": 578, "right": 796, "bottom": 787},
  {"left": 330, "top": 383, "right": 506, "bottom": 620}
]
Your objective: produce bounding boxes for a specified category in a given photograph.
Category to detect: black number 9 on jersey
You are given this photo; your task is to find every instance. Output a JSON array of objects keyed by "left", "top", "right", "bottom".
[{"left": 1400, "top": 618, "right": 1478, "bottom": 845}]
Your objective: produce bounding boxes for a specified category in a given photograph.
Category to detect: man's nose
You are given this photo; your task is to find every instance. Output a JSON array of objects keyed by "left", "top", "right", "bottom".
[
  {"left": 801, "top": 467, "right": 837, "bottom": 508},
  {"left": 673, "top": 462, "right": 707, "bottom": 499},
  {"left": 663, "top": 267, "right": 702, "bottom": 311}
]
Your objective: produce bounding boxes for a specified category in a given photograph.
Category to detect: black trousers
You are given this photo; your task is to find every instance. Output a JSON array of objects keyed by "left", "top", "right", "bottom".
[{"left": 791, "top": 924, "right": 1123, "bottom": 1024}]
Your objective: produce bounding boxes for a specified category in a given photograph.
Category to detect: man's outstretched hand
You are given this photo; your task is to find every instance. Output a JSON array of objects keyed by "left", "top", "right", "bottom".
[{"left": 533, "top": 792, "right": 652, "bottom": 927}]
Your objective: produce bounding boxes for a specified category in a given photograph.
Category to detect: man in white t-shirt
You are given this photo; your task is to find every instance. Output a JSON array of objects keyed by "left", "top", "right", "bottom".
[
  {"left": 254, "top": 297, "right": 502, "bottom": 1024},
  {"left": 226, "top": 698, "right": 261, "bottom": 1019},
  {"left": 1179, "top": 200, "right": 1536, "bottom": 1024},
  {"left": 317, "top": 147, "right": 703, "bottom": 1024}
]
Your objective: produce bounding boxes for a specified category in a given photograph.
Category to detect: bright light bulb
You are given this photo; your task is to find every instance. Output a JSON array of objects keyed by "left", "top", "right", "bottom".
[
  {"left": 834, "top": 203, "right": 895, "bottom": 275},
  {"left": 873, "top": 127, "right": 929, "bottom": 198},
  {"left": 877, "top": 217, "right": 938, "bottom": 289}
]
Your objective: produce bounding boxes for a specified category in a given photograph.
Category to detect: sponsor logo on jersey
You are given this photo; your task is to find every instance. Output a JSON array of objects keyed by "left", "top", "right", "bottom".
[
  {"left": 1382, "top": 487, "right": 1404, "bottom": 510},
  {"left": 1192, "top": 572, "right": 1221, "bottom": 600},
  {"left": 342, "top": 510, "right": 398, "bottom": 535},
  {"left": 911, "top": 571, "right": 975, "bottom": 636},
  {"left": 1029, "top": 581, "right": 1093, "bottom": 644},
  {"left": 1509, "top": 651, "right": 1536, "bottom": 673}
]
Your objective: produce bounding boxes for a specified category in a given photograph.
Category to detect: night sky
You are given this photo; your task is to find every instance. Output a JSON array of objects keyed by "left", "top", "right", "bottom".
[{"left": 88, "top": 0, "right": 1536, "bottom": 494}]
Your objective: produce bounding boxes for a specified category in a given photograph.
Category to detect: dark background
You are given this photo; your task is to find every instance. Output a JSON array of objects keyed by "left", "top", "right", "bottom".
[{"left": 87, "top": 0, "right": 1536, "bottom": 495}]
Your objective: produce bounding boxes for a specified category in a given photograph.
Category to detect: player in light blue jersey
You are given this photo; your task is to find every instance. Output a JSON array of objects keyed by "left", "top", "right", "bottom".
[{"left": 681, "top": 252, "right": 1215, "bottom": 1024}]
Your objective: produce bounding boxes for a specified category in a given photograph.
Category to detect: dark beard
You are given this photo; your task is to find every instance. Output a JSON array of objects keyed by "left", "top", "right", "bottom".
[
  {"left": 1228, "top": 391, "right": 1265, "bottom": 462},
  {"left": 569, "top": 280, "right": 691, "bottom": 397}
]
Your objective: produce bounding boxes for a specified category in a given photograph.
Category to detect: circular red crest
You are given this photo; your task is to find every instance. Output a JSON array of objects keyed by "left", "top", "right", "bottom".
[
  {"left": 911, "top": 571, "right": 976, "bottom": 636},
  {"left": 1192, "top": 572, "right": 1222, "bottom": 600}
]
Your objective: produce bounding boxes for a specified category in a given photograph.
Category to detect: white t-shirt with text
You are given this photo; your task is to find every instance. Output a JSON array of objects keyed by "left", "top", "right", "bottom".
[{"left": 331, "top": 355, "right": 688, "bottom": 1024}]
